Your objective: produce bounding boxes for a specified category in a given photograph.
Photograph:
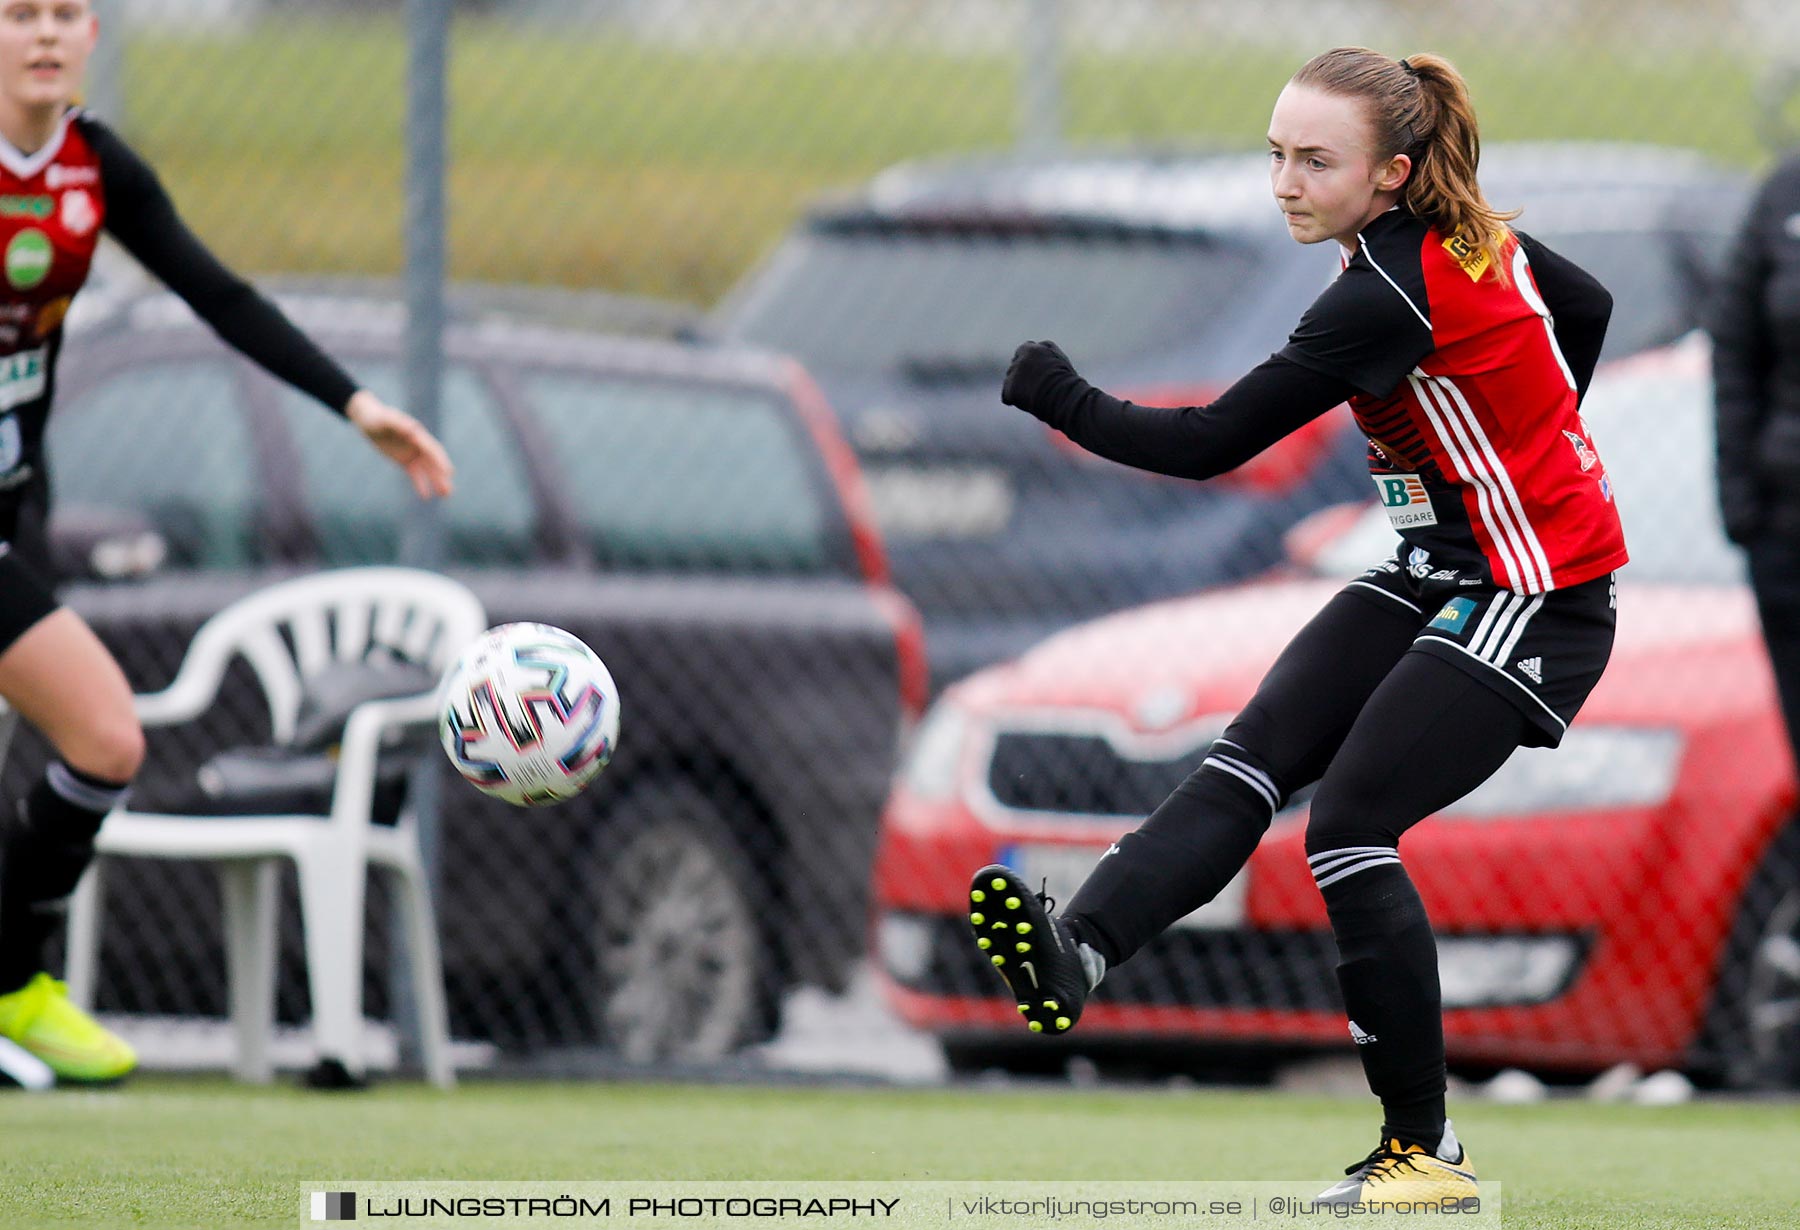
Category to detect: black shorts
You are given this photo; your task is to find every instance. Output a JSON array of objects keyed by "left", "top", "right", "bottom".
[
  {"left": 0, "top": 542, "right": 60, "bottom": 656},
  {"left": 1346, "top": 551, "right": 1617, "bottom": 748}
]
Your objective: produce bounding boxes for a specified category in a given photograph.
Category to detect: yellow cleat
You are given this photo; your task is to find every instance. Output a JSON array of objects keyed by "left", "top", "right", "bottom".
[
  {"left": 0, "top": 973, "right": 136, "bottom": 1084},
  {"left": 1315, "top": 1137, "right": 1479, "bottom": 1208}
]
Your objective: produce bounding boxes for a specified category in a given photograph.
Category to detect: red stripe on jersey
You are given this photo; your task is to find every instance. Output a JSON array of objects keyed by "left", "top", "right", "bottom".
[{"left": 1354, "top": 228, "right": 1628, "bottom": 591}]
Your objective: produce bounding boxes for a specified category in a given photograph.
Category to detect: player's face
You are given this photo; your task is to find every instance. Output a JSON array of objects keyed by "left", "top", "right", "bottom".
[
  {"left": 0, "top": 1, "right": 96, "bottom": 113},
  {"left": 1267, "top": 84, "right": 1409, "bottom": 250}
]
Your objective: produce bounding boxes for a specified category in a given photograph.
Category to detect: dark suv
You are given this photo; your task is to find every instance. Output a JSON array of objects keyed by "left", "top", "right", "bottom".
[
  {"left": 711, "top": 143, "right": 1748, "bottom": 685},
  {"left": 16, "top": 297, "right": 925, "bottom": 1063}
]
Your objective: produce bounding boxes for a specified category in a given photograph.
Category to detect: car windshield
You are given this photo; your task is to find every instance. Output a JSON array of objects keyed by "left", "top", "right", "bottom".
[
  {"left": 48, "top": 359, "right": 259, "bottom": 568},
  {"left": 516, "top": 370, "right": 839, "bottom": 574},
  {"left": 719, "top": 220, "right": 1257, "bottom": 375},
  {"left": 1316, "top": 337, "right": 1742, "bottom": 587},
  {"left": 276, "top": 360, "right": 535, "bottom": 567}
]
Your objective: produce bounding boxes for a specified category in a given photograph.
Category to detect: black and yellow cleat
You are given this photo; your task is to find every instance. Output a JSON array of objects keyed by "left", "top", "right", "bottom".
[
  {"left": 967, "top": 864, "right": 1089, "bottom": 1036},
  {"left": 1314, "top": 1136, "right": 1479, "bottom": 1208}
]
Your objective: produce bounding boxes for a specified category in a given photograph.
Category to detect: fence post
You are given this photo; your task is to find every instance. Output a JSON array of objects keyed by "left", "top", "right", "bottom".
[
  {"left": 1019, "top": 0, "right": 1064, "bottom": 154},
  {"left": 395, "top": 0, "right": 450, "bottom": 1078}
]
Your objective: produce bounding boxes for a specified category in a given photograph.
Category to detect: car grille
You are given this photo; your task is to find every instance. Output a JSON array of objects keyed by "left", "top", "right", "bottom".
[{"left": 986, "top": 731, "right": 1206, "bottom": 817}]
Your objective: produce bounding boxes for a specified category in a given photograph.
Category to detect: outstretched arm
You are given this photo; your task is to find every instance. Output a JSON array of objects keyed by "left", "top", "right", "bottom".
[
  {"left": 89, "top": 117, "right": 452, "bottom": 499},
  {"left": 1002, "top": 341, "right": 1357, "bottom": 481}
]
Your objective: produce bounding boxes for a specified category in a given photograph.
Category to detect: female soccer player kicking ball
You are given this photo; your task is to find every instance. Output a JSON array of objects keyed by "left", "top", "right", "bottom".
[
  {"left": 972, "top": 46, "right": 1619, "bottom": 1206},
  {"left": 0, "top": 0, "right": 452, "bottom": 1084}
]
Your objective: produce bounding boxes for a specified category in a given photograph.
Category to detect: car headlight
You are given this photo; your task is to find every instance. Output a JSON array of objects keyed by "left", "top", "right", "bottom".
[
  {"left": 1438, "top": 727, "right": 1683, "bottom": 818},
  {"left": 899, "top": 697, "right": 971, "bottom": 801}
]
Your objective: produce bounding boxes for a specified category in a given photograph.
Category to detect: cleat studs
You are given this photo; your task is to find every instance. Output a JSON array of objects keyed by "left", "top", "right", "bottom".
[
  {"left": 1042, "top": 1000, "right": 1058, "bottom": 1011},
  {"left": 1055, "top": 1017, "right": 1071, "bottom": 1030},
  {"left": 992, "top": 921, "right": 1007, "bottom": 930},
  {"left": 991, "top": 955, "right": 1005, "bottom": 966},
  {"left": 970, "top": 889, "right": 986, "bottom": 903},
  {"left": 1018, "top": 1004, "right": 1030, "bottom": 1014},
  {"left": 990, "top": 877, "right": 1007, "bottom": 891},
  {"left": 1016, "top": 922, "right": 1032, "bottom": 934},
  {"left": 977, "top": 937, "right": 992, "bottom": 950},
  {"left": 1015, "top": 941, "right": 1031, "bottom": 953},
  {"left": 1005, "top": 896, "right": 1021, "bottom": 910},
  {"left": 1028, "top": 1020, "right": 1043, "bottom": 1033},
  {"left": 970, "top": 913, "right": 985, "bottom": 925}
]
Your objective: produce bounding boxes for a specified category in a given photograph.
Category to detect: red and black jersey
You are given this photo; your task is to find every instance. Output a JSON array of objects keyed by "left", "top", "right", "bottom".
[
  {"left": 1010, "top": 206, "right": 1625, "bottom": 595},
  {"left": 1278, "top": 210, "right": 1626, "bottom": 593},
  {"left": 0, "top": 108, "right": 357, "bottom": 547}
]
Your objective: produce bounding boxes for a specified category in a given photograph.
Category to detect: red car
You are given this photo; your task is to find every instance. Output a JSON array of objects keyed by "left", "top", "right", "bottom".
[{"left": 871, "top": 334, "right": 1800, "bottom": 1086}]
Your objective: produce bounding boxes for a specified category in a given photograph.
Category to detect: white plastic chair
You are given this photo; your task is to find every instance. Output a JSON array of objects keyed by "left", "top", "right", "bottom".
[{"left": 63, "top": 567, "right": 486, "bottom": 1090}]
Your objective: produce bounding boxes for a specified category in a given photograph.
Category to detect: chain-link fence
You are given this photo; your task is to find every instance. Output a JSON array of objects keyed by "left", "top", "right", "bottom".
[{"left": 13, "top": 0, "right": 1800, "bottom": 1089}]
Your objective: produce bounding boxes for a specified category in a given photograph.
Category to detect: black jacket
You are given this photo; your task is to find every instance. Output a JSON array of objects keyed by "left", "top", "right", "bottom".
[{"left": 1710, "top": 154, "right": 1800, "bottom": 544}]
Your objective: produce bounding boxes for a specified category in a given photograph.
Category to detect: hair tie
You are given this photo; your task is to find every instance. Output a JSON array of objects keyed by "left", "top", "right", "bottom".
[{"left": 1398, "top": 57, "right": 1417, "bottom": 76}]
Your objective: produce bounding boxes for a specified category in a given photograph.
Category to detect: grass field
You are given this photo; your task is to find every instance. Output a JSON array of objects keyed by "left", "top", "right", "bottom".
[
  {"left": 3, "top": 1074, "right": 1797, "bottom": 1228},
  {"left": 106, "top": 16, "right": 1777, "bottom": 305}
]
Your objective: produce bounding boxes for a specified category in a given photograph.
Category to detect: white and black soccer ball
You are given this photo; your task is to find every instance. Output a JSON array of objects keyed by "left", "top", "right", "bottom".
[{"left": 437, "top": 622, "right": 620, "bottom": 807}]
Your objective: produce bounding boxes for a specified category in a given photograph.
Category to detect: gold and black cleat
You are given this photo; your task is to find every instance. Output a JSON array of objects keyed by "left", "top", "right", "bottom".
[
  {"left": 967, "top": 864, "right": 1088, "bottom": 1035},
  {"left": 1314, "top": 1137, "right": 1480, "bottom": 1208}
]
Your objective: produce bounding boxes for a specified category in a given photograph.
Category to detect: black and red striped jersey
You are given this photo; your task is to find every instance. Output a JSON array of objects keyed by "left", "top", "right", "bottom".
[
  {"left": 1004, "top": 206, "right": 1623, "bottom": 595},
  {"left": 1279, "top": 209, "right": 1627, "bottom": 593},
  {"left": 0, "top": 108, "right": 358, "bottom": 549}
]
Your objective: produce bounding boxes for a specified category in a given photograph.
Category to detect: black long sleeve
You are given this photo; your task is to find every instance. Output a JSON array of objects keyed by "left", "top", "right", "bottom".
[
  {"left": 83, "top": 115, "right": 358, "bottom": 415},
  {"left": 1516, "top": 229, "right": 1613, "bottom": 401},
  {"left": 1012, "top": 350, "right": 1355, "bottom": 482},
  {"left": 1707, "top": 162, "right": 1789, "bottom": 543}
]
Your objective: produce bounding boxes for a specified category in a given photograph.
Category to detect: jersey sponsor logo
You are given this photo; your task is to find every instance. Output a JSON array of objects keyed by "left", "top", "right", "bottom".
[
  {"left": 0, "top": 195, "right": 51, "bottom": 220},
  {"left": 1562, "top": 429, "right": 1598, "bottom": 472},
  {"left": 1407, "top": 546, "right": 1432, "bottom": 578},
  {"left": 45, "top": 163, "right": 97, "bottom": 190},
  {"left": 1375, "top": 471, "right": 1438, "bottom": 528},
  {"left": 0, "top": 345, "right": 47, "bottom": 411},
  {"left": 1441, "top": 232, "right": 1492, "bottom": 281},
  {"left": 59, "top": 188, "right": 96, "bottom": 237},
  {"left": 1428, "top": 596, "right": 1478, "bottom": 633},
  {"left": 4, "top": 228, "right": 51, "bottom": 290}
]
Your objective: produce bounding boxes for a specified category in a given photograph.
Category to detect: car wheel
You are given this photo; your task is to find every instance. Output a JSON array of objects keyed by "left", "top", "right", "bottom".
[
  {"left": 1699, "top": 820, "right": 1800, "bottom": 1088},
  {"left": 583, "top": 782, "right": 776, "bottom": 1064}
]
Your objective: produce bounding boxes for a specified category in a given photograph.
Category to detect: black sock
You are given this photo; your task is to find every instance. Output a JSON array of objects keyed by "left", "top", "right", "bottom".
[
  {"left": 1064, "top": 743, "right": 1279, "bottom": 967},
  {"left": 0, "top": 763, "right": 131, "bottom": 994},
  {"left": 1312, "top": 854, "right": 1446, "bottom": 1150}
]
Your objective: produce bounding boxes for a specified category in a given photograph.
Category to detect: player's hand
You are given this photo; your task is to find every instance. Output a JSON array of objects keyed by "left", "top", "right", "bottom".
[
  {"left": 345, "top": 390, "right": 455, "bottom": 500},
  {"left": 1001, "top": 340, "right": 1078, "bottom": 412}
]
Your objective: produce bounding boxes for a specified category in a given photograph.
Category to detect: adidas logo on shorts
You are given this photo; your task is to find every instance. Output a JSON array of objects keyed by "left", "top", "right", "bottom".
[{"left": 1516, "top": 656, "right": 1543, "bottom": 684}]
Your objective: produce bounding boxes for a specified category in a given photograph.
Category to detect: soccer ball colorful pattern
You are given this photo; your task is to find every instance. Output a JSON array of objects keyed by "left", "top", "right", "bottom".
[{"left": 437, "top": 622, "right": 620, "bottom": 807}]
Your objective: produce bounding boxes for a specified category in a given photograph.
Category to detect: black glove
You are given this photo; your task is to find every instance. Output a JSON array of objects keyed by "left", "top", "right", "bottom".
[{"left": 1001, "top": 340, "right": 1080, "bottom": 413}]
